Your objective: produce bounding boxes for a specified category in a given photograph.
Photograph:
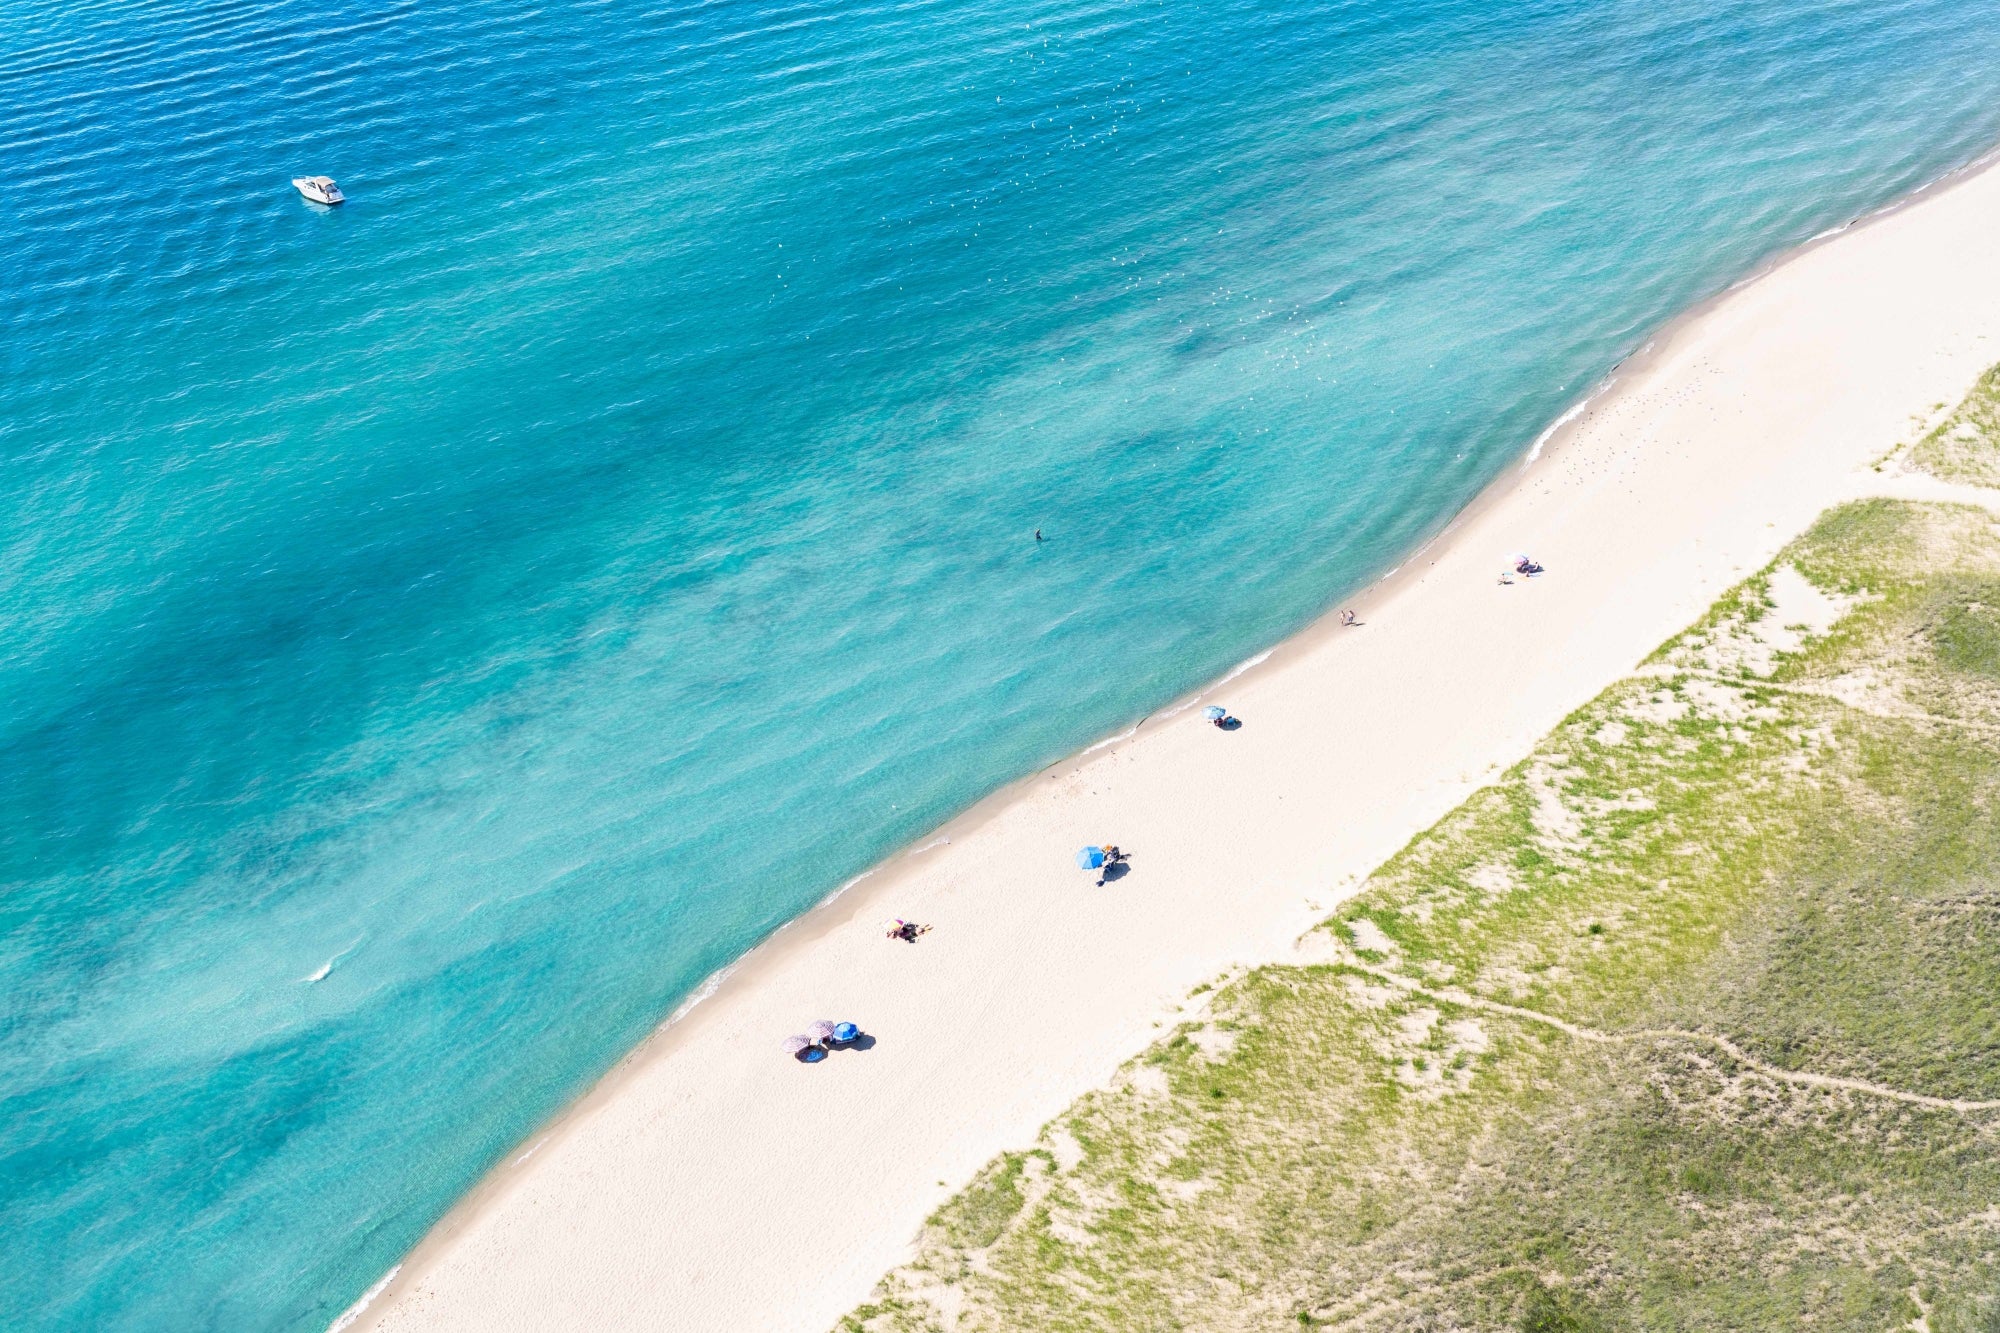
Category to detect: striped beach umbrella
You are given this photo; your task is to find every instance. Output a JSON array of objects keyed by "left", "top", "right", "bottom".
[
  {"left": 782, "top": 1034, "right": 813, "bottom": 1056},
  {"left": 806, "top": 1020, "right": 838, "bottom": 1044}
]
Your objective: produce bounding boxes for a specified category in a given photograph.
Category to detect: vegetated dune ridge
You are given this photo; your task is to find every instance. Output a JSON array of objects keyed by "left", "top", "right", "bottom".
[
  {"left": 842, "top": 385, "right": 2000, "bottom": 1329},
  {"left": 349, "top": 158, "right": 2000, "bottom": 1333}
]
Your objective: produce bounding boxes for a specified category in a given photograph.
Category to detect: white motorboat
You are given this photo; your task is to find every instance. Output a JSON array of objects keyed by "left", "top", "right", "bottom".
[{"left": 292, "top": 176, "right": 345, "bottom": 205}]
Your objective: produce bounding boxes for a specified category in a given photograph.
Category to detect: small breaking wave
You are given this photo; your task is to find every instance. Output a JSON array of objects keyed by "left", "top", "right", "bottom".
[
  {"left": 1216, "top": 649, "right": 1273, "bottom": 686},
  {"left": 301, "top": 938, "right": 364, "bottom": 984},
  {"left": 1525, "top": 393, "right": 1594, "bottom": 464},
  {"left": 1082, "top": 724, "right": 1140, "bottom": 755},
  {"left": 326, "top": 1265, "right": 400, "bottom": 1333},
  {"left": 663, "top": 961, "right": 739, "bottom": 1028},
  {"left": 816, "top": 867, "right": 876, "bottom": 909}
]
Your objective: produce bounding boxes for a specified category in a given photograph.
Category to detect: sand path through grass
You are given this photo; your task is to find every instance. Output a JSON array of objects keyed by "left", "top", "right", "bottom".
[{"left": 1337, "top": 959, "right": 2000, "bottom": 1115}]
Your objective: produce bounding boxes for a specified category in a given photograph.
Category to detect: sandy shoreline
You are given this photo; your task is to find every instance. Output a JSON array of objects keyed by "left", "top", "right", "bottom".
[{"left": 347, "top": 147, "right": 2000, "bottom": 1333}]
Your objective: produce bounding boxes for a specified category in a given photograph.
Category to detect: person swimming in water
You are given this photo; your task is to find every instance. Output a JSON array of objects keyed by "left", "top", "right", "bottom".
[{"left": 1034, "top": 529, "right": 1044, "bottom": 543}]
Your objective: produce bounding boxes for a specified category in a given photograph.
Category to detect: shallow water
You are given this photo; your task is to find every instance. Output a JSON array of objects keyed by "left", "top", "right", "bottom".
[{"left": 3, "top": 0, "right": 1999, "bottom": 1325}]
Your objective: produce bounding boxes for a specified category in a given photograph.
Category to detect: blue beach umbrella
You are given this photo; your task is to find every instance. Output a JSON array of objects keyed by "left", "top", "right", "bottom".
[
  {"left": 1076, "top": 846, "right": 1106, "bottom": 870},
  {"left": 832, "top": 1021, "right": 859, "bottom": 1043},
  {"left": 1204, "top": 706, "right": 1227, "bottom": 722}
]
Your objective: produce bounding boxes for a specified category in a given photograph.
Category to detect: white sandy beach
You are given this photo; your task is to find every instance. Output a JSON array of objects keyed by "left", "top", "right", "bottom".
[{"left": 349, "top": 152, "right": 2000, "bottom": 1333}]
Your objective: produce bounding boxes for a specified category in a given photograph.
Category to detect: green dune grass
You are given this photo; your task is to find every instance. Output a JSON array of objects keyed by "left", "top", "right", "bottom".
[
  {"left": 1910, "top": 363, "right": 2000, "bottom": 487},
  {"left": 840, "top": 489, "right": 2000, "bottom": 1332}
]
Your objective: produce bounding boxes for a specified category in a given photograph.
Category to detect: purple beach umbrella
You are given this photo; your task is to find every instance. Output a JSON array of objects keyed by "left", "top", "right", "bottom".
[
  {"left": 806, "top": 1020, "right": 838, "bottom": 1044},
  {"left": 782, "top": 1034, "right": 813, "bottom": 1056}
]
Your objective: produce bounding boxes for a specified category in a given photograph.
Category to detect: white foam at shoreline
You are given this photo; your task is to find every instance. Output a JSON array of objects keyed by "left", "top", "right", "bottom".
[
  {"left": 661, "top": 960, "right": 740, "bottom": 1028},
  {"left": 1525, "top": 390, "right": 1595, "bottom": 463},
  {"left": 1082, "top": 724, "right": 1139, "bottom": 755},
  {"left": 1216, "top": 648, "right": 1272, "bottom": 685},
  {"left": 327, "top": 1266, "right": 400, "bottom": 1333},
  {"left": 817, "top": 867, "right": 876, "bottom": 908}
]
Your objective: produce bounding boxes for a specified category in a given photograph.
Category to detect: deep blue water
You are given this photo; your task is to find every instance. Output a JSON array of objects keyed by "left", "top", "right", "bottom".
[{"left": 4, "top": 0, "right": 2000, "bottom": 1324}]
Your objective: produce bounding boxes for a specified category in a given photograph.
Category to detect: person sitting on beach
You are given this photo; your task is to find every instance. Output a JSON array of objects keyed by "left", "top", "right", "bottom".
[{"left": 1339, "top": 609, "right": 1357, "bottom": 626}]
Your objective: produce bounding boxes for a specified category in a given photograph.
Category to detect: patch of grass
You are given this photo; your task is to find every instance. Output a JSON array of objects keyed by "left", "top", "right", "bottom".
[
  {"left": 840, "top": 501, "right": 2000, "bottom": 1333},
  {"left": 1909, "top": 362, "right": 2000, "bottom": 486},
  {"left": 928, "top": 1151, "right": 1038, "bottom": 1252},
  {"left": 1516, "top": 1281, "right": 1609, "bottom": 1333}
]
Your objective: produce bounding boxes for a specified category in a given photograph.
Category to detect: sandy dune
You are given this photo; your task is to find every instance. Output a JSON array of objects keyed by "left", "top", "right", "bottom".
[{"left": 347, "top": 151, "right": 2000, "bottom": 1332}]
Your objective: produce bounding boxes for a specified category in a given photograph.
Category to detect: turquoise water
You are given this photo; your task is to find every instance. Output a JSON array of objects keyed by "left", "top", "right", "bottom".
[{"left": 5, "top": 0, "right": 2000, "bottom": 1322}]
